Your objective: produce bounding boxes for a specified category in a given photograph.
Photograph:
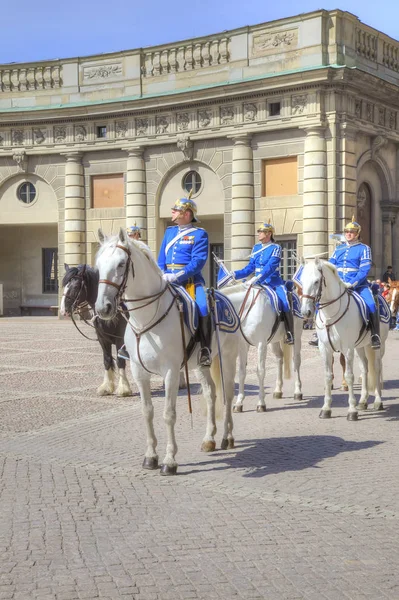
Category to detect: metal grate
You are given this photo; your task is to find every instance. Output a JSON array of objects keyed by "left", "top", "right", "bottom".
[{"left": 42, "top": 248, "right": 58, "bottom": 293}]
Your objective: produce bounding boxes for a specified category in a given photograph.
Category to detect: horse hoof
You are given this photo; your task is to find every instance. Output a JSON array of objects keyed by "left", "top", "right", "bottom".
[
  {"left": 294, "top": 393, "right": 303, "bottom": 401},
  {"left": 373, "top": 403, "right": 384, "bottom": 411},
  {"left": 256, "top": 405, "right": 267, "bottom": 412},
  {"left": 342, "top": 385, "right": 349, "bottom": 392},
  {"left": 319, "top": 409, "right": 332, "bottom": 419},
  {"left": 357, "top": 403, "right": 368, "bottom": 411},
  {"left": 142, "top": 457, "right": 158, "bottom": 470},
  {"left": 347, "top": 412, "right": 359, "bottom": 421},
  {"left": 273, "top": 392, "right": 283, "bottom": 399},
  {"left": 201, "top": 441, "right": 216, "bottom": 453},
  {"left": 233, "top": 405, "right": 243, "bottom": 413},
  {"left": 221, "top": 438, "right": 234, "bottom": 450},
  {"left": 97, "top": 387, "right": 113, "bottom": 396},
  {"left": 160, "top": 464, "right": 177, "bottom": 476}
]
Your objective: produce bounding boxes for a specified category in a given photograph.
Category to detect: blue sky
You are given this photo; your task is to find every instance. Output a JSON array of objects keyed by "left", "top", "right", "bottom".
[{"left": 1, "top": 0, "right": 398, "bottom": 64}]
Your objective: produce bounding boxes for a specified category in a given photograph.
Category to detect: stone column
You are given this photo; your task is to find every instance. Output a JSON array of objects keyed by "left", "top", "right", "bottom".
[
  {"left": 339, "top": 123, "right": 357, "bottom": 230},
  {"left": 302, "top": 126, "right": 328, "bottom": 257},
  {"left": 380, "top": 204, "right": 398, "bottom": 269},
  {"left": 231, "top": 135, "right": 254, "bottom": 270},
  {"left": 63, "top": 152, "right": 85, "bottom": 266},
  {"left": 126, "top": 147, "right": 147, "bottom": 240}
]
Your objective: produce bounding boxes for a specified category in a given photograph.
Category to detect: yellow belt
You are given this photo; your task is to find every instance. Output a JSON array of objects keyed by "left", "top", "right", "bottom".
[{"left": 167, "top": 264, "right": 186, "bottom": 269}]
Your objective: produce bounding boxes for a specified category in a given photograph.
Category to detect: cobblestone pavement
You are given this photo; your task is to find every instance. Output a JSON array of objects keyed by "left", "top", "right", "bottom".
[{"left": 1, "top": 317, "right": 399, "bottom": 600}]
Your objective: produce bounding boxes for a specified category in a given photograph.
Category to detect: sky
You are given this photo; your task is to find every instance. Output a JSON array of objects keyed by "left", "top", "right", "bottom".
[{"left": 1, "top": 0, "right": 398, "bottom": 64}]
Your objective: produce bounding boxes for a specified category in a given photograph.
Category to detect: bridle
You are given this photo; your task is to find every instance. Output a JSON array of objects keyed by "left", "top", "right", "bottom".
[
  {"left": 62, "top": 266, "right": 90, "bottom": 314},
  {"left": 98, "top": 244, "right": 135, "bottom": 306}
]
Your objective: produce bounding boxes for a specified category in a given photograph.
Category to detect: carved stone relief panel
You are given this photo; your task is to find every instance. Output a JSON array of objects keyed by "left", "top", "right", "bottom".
[
  {"left": 74, "top": 126, "right": 86, "bottom": 142},
  {"left": 177, "top": 113, "right": 189, "bottom": 131},
  {"left": 389, "top": 111, "right": 397, "bottom": 130},
  {"left": 220, "top": 106, "right": 235, "bottom": 125},
  {"left": 0, "top": 134, "right": 3, "bottom": 145},
  {"left": 366, "top": 103, "right": 374, "bottom": 122},
  {"left": 12, "top": 129, "right": 24, "bottom": 145},
  {"left": 33, "top": 129, "right": 46, "bottom": 145},
  {"left": 291, "top": 95, "right": 307, "bottom": 115},
  {"left": 115, "top": 121, "right": 128, "bottom": 138},
  {"left": 243, "top": 103, "right": 257, "bottom": 121},
  {"left": 156, "top": 117, "right": 169, "bottom": 134},
  {"left": 54, "top": 126, "right": 66, "bottom": 143},
  {"left": 378, "top": 107, "right": 385, "bottom": 126},
  {"left": 251, "top": 29, "right": 298, "bottom": 57},
  {"left": 83, "top": 63, "right": 122, "bottom": 81},
  {"left": 198, "top": 110, "right": 212, "bottom": 128},
  {"left": 355, "top": 100, "right": 362, "bottom": 118},
  {"left": 136, "top": 118, "right": 148, "bottom": 136}
]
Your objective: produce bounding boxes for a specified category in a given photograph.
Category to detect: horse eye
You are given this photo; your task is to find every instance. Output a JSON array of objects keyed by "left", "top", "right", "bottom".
[{"left": 118, "top": 261, "right": 125, "bottom": 269}]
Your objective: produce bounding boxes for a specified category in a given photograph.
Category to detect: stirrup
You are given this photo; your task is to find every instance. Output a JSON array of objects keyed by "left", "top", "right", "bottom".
[
  {"left": 370, "top": 334, "right": 381, "bottom": 350},
  {"left": 285, "top": 332, "right": 294, "bottom": 345},
  {"left": 118, "top": 346, "right": 130, "bottom": 360},
  {"left": 198, "top": 347, "right": 212, "bottom": 367},
  {"left": 308, "top": 333, "right": 319, "bottom": 347}
]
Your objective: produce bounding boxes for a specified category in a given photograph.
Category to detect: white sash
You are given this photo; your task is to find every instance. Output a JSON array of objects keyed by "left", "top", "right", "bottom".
[
  {"left": 165, "top": 227, "right": 197, "bottom": 255},
  {"left": 248, "top": 244, "right": 270, "bottom": 259}
]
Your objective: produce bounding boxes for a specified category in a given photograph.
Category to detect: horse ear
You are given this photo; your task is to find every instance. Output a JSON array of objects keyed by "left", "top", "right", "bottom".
[
  {"left": 64, "top": 263, "right": 69, "bottom": 271},
  {"left": 119, "top": 228, "right": 127, "bottom": 243},
  {"left": 315, "top": 256, "right": 321, "bottom": 267},
  {"left": 98, "top": 228, "right": 105, "bottom": 244}
]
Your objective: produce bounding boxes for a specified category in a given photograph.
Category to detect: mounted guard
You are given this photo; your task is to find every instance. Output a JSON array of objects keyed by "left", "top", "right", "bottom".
[
  {"left": 330, "top": 216, "right": 381, "bottom": 349},
  {"left": 232, "top": 221, "right": 294, "bottom": 345},
  {"left": 158, "top": 194, "right": 212, "bottom": 366}
]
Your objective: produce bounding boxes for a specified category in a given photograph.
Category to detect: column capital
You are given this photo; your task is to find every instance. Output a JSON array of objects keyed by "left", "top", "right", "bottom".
[
  {"left": 126, "top": 146, "right": 145, "bottom": 157},
  {"left": 302, "top": 125, "right": 326, "bottom": 137},
  {"left": 61, "top": 151, "right": 83, "bottom": 162},
  {"left": 228, "top": 133, "right": 252, "bottom": 145}
]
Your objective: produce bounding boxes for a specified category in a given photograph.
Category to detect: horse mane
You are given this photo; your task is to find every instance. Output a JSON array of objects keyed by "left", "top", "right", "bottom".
[
  {"left": 96, "top": 234, "right": 162, "bottom": 276},
  {"left": 219, "top": 282, "right": 247, "bottom": 296}
]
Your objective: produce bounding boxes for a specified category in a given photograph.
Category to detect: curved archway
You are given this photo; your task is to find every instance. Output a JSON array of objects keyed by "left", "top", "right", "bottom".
[{"left": 356, "top": 182, "right": 372, "bottom": 247}]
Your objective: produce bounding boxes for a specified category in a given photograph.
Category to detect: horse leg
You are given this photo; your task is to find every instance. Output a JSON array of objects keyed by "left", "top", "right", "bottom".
[
  {"left": 344, "top": 348, "right": 358, "bottom": 421},
  {"left": 160, "top": 369, "right": 179, "bottom": 475},
  {"left": 356, "top": 347, "right": 369, "bottom": 410},
  {"left": 340, "top": 352, "right": 348, "bottom": 391},
  {"left": 370, "top": 344, "right": 384, "bottom": 411},
  {"left": 256, "top": 342, "right": 267, "bottom": 411},
  {"left": 133, "top": 366, "right": 158, "bottom": 470},
  {"left": 115, "top": 344, "right": 133, "bottom": 397},
  {"left": 97, "top": 339, "right": 115, "bottom": 396},
  {"left": 293, "top": 319, "right": 303, "bottom": 400},
  {"left": 219, "top": 343, "right": 238, "bottom": 450},
  {"left": 272, "top": 341, "right": 283, "bottom": 399},
  {"left": 319, "top": 343, "right": 334, "bottom": 418},
  {"left": 233, "top": 339, "right": 248, "bottom": 413},
  {"left": 197, "top": 366, "right": 217, "bottom": 452},
  {"left": 179, "top": 371, "right": 187, "bottom": 389}
]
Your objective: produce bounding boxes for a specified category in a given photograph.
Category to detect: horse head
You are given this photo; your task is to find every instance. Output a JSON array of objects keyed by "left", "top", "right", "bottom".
[
  {"left": 61, "top": 263, "right": 99, "bottom": 316},
  {"left": 300, "top": 257, "right": 343, "bottom": 319}
]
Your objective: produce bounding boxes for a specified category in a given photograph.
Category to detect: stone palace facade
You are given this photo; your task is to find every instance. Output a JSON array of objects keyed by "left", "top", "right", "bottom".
[{"left": 1, "top": 9, "right": 399, "bottom": 315}]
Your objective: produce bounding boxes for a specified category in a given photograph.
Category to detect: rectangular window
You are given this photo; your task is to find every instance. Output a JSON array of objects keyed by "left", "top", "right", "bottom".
[
  {"left": 97, "top": 126, "right": 107, "bottom": 138},
  {"left": 91, "top": 174, "right": 124, "bottom": 208},
  {"left": 42, "top": 248, "right": 58, "bottom": 294},
  {"left": 262, "top": 156, "right": 298, "bottom": 196},
  {"left": 210, "top": 243, "right": 224, "bottom": 288},
  {"left": 278, "top": 239, "right": 297, "bottom": 281},
  {"left": 269, "top": 102, "right": 281, "bottom": 117}
]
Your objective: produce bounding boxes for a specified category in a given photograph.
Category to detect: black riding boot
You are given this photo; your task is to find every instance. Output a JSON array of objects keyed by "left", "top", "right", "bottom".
[
  {"left": 282, "top": 310, "right": 294, "bottom": 345},
  {"left": 369, "top": 311, "right": 381, "bottom": 350},
  {"left": 198, "top": 315, "right": 212, "bottom": 367}
]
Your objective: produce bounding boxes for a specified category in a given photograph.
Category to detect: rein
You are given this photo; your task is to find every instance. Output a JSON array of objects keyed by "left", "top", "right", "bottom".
[{"left": 238, "top": 284, "right": 279, "bottom": 346}]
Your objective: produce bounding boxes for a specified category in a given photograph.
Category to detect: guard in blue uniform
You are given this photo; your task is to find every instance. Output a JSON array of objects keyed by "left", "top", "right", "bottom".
[
  {"left": 329, "top": 216, "right": 380, "bottom": 349},
  {"left": 126, "top": 223, "right": 141, "bottom": 240},
  {"left": 233, "top": 222, "right": 294, "bottom": 345},
  {"left": 158, "top": 196, "right": 212, "bottom": 367}
]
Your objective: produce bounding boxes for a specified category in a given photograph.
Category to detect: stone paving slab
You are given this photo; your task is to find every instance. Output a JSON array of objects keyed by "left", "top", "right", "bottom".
[{"left": 0, "top": 317, "right": 399, "bottom": 600}]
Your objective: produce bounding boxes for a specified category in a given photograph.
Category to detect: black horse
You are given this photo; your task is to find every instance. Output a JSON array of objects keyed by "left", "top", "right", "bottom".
[{"left": 61, "top": 263, "right": 133, "bottom": 397}]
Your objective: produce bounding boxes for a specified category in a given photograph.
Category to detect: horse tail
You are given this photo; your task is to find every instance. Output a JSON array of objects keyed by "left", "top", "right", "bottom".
[
  {"left": 282, "top": 341, "right": 292, "bottom": 380},
  {"left": 365, "top": 345, "right": 376, "bottom": 393},
  {"left": 210, "top": 353, "right": 223, "bottom": 421}
]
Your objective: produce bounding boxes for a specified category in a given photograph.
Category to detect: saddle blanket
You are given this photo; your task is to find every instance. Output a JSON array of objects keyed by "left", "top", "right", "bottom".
[
  {"left": 171, "top": 284, "right": 240, "bottom": 336},
  {"left": 351, "top": 291, "right": 391, "bottom": 325},
  {"left": 258, "top": 285, "right": 302, "bottom": 319}
]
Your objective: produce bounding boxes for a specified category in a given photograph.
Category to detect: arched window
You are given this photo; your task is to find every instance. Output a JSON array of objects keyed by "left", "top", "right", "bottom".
[
  {"left": 182, "top": 171, "right": 202, "bottom": 195},
  {"left": 356, "top": 183, "right": 372, "bottom": 247},
  {"left": 17, "top": 182, "right": 36, "bottom": 204}
]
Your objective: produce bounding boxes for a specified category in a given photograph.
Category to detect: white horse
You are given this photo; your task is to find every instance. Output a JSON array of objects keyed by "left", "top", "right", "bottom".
[
  {"left": 220, "top": 283, "right": 303, "bottom": 412},
  {"left": 94, "top": 229, "right": 239, "bottom": 475},
  {"left": 300, "top": 258, "right": 389, "bottom": 419}
]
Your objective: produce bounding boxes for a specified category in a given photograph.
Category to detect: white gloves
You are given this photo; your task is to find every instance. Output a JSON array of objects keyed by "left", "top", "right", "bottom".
[
  {"left": 163, "top": 273, "right": 177, "bottom": 283},
  {"left": 343, "top": 281, "right": 353, "bottom": 289},
  {"left": 244, "top": 276, "right": 258, "bottom": 288}
]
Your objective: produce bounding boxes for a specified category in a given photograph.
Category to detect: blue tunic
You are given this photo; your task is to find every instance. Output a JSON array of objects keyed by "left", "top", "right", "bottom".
[
  {"left": 158, "top": 225, "right": 209, "bottom": 316},
  {"left": 329, "top": 241, "right": 376, "bottom": 313},
  {"left": 234, "top": 242, "right": 289, "bottom": 311}
]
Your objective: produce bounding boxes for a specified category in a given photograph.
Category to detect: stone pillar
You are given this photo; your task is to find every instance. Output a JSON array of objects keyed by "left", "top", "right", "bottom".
[
  {"left": 126, "top": 147, "right": 147, "bottom": 240},
  {"left": 339, "top": 123, "right": 357, "bottom": 230},
  {"left": 380, "top": 204, "right": 398, "bottom": 269},
  {"left": 63, "top": 152, "right": 85, "bottom": 266},
  {"left": 302, "top": 127, "right": 328, "bottom": 257},
  {"left": 231, "top": 135, "right": 254, "bottom": 270}
]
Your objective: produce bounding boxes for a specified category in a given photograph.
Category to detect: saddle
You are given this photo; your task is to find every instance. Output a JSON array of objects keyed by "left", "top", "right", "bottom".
[
  {"left": 350, "top": 290, "right": 391, "bottom": 326},
  {"left": 170, "top": 284, "right": 240, "bottom": 337},
  {"left": 257, "top": 282, "right": 302, "bottom": 319}
]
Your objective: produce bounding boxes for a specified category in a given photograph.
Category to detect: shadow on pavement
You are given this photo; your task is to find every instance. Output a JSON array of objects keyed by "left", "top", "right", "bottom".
[{"left": 182, "top": 435, "right": 384, "bottom": 477}]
